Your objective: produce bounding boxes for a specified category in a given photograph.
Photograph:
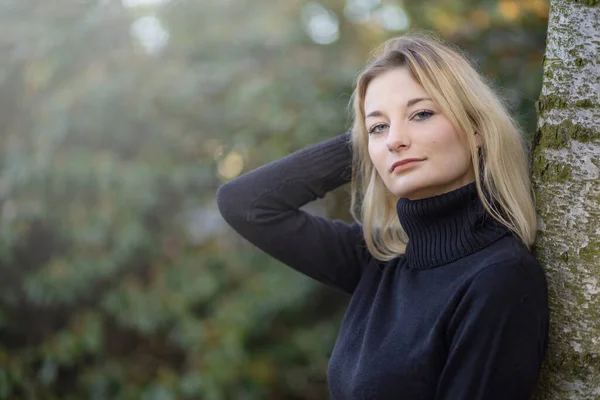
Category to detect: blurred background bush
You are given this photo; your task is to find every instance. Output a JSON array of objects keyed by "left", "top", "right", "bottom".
[{"left": 0, "top": 0, "right": 548, "bottom": 398}]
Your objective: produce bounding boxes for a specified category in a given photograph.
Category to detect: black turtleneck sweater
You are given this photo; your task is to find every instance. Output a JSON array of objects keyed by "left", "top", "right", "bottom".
[{"left": 216, "top": 132, "right": 549, "bottom": 400}]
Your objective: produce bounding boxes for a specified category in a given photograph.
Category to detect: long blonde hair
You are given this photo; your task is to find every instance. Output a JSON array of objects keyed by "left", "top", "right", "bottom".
[{"left": 347, "top": 31, "right": 537, "bottom": 262}]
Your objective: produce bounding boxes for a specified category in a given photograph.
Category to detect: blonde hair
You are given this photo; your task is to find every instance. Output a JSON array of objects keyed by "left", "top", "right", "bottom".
[{"left": 347, "top": 31, "right": 538, "bottom": 262}]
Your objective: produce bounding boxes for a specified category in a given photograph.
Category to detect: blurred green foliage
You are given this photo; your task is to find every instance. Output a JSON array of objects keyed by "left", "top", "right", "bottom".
[{"left": 0, "top": 0, "right": 547, "bottom": 398}]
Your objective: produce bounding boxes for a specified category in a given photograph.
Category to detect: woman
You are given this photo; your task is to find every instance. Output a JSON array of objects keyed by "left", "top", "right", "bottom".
[{"left": 216, "top": 32, "right": 549, "bottom": 400}]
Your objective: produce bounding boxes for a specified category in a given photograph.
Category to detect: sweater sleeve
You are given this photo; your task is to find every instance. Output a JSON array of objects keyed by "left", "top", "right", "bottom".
[
  {"left": 435, "top": 259, "right": 549, "bottom": 400},
  {"left": 215, "top": 132, "right": 372, "bottom": 295}
]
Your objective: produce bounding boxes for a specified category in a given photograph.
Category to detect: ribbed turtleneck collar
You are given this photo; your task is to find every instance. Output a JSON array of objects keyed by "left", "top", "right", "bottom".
[{"left": 396, "top": 181, "right": 510, "bottom": 270}]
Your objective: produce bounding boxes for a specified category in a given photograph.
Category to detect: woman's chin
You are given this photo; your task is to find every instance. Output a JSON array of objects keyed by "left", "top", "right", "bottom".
[{"left": 389, "top": 180, "right": 427, "bottom": 200}]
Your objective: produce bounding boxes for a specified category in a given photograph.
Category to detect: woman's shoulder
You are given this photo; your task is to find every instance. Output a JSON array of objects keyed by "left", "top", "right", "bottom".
[
  {"left": 468, "top": 235, "right": 547, "bottom": 297},
  {"left": 477, "top": 232, "right": 541, "bottom": 269}
]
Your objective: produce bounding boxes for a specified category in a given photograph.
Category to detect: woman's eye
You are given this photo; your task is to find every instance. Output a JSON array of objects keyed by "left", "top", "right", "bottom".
[
  {"left": 413, "top": 110, "right": 433, "bottom": 121},
  {"left": 368, "top": 124, "right": 387, "bottom": 134}
]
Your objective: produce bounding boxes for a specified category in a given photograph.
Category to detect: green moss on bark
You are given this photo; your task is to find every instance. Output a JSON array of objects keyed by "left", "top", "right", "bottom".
[
  {"left": 551, "top": 352, "right": 600, "bottom": 381},
  {"left": 537, "top": 95, "right": 598, "bottom": 112},
  {"left": 537, "top": 97, "right": 598, "bottom": 119},
  {"left": 532, "top": 153, "right": 573, "bottom": 182},
  {"left": 568, "top": 121, "right": 597, "bottom": 143},
  {"left": 567, "top": 0, "right": 599, "bottom": 6},
  {"left": 535, "top": 120, "right": 598, "bottom": 148},
  {"left": 534, "top": 124, "right": 569, "bottom": 149},
  {"left": 537, "top": 95, "right": 569, "bottom": 111},
  {"left": 574, "top": 99, "right": 596, "bottom": 108},
  {"left": 580, "top": 242, "right": 600, "bottom": 262}
]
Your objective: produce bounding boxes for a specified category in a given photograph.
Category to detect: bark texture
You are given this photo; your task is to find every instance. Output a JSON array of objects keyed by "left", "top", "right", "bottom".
[{"left": 531, "top": 0, "right": 600, "bottom": 399}]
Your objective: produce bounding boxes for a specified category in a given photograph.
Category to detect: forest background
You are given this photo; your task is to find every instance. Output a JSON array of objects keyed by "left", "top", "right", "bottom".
[{"left": 0, "top": 0, "right": 550, "bottom": 399}]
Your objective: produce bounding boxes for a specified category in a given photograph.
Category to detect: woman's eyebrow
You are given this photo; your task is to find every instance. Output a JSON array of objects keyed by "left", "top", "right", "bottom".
[{"left": 365, "top": 97, "right": 432, "bottom": 119}]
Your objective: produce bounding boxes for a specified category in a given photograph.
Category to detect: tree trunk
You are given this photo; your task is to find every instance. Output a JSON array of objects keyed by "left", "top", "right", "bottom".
[{"left": 531, "top": 0, "right": 600, "bottom": 399}]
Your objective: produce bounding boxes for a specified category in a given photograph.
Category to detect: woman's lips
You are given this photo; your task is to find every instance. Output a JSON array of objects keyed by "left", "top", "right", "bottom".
[{"left": 391, "top": 159, "right": 424, "bottom": 172}]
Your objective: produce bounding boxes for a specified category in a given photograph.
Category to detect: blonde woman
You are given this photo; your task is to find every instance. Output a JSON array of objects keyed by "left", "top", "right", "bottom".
[{"left": 216, "top": 31, "right": 549, "bottom": 400}]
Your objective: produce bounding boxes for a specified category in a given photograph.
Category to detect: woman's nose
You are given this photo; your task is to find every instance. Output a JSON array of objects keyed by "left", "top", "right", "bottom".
[{"left": 386, "top": 124, "right": 410, "bottom": 151}]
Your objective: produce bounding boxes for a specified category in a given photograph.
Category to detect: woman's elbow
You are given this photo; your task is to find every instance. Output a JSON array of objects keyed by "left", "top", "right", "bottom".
[{"left": 216, "top": 182, "right": 249, "bottom": 226}]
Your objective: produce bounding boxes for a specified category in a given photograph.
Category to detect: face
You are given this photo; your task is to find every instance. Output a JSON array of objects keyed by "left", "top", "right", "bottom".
[{"left": 364, "top": 67, "right": 479, "bottom": 200}]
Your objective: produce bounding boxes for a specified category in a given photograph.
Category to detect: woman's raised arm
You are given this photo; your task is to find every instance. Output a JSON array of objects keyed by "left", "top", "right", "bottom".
[{"left": 216, "top": 132, "right": 372, "bottom": 295}]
